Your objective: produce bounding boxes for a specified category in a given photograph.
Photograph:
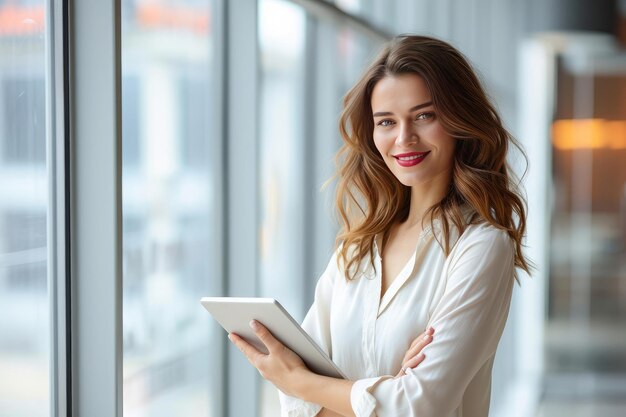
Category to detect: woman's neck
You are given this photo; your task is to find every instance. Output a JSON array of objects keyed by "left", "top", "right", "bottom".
[{"left": 404, "top": 171, "right": 451, "bottom": 227}]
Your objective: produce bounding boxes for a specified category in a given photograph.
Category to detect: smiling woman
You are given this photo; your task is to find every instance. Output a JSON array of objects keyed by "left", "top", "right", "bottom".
[
  {"left": 229, "top": 34, "right": 532, "bottom": 417},
  {"left": 371, "top": 74, "right": 456, "bottom": 197}
]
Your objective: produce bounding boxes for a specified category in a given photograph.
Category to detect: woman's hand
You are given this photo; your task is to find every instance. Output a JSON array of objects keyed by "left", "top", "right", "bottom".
[
  {"left": 228, "top": 320, "right": 309, "bottom": 397},
  {"left": 394, "top": 327, "right": 434, "bottom": 378}
]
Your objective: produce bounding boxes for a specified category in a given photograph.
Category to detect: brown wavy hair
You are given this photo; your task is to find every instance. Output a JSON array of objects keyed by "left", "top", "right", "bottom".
[{"left": 334, "top": 34, "right": 532, "bottom": 281}]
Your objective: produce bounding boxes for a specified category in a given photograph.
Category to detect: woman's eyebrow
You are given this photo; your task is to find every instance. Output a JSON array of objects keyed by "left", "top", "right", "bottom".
[{"left": 372, "top": 101, "right": 433, "bottom": 118}]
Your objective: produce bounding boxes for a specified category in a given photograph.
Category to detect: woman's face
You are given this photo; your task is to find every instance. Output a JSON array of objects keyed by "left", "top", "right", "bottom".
[{"left": 371, "top": 73, "right": 456, "bottom": 189}]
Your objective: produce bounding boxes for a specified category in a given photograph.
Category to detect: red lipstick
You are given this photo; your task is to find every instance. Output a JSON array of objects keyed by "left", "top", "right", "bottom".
[{"left": 393, "top": 151, "right": 430, "bottom": 167}]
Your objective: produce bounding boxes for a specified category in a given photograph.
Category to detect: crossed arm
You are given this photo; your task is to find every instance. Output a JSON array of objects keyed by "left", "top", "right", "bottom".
[{"left": 228, "top": 321, "right": 433, "bottom": 417}]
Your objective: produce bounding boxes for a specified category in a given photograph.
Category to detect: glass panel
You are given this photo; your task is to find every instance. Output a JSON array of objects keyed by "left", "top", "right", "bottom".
[
  {"left": 0, "top": 1, "right": 50, "bottom": 416},
  {"left": 549, "top": 67, "right": 626, "bottom": 373},
  {"left": 258, "top": 1, "right": 376, "bottom": 414},
  {"left": 121, "top": 1, "right": 220, "bottom": 416},
  {"left": 258, "top": 0, "right": 307, "bottom": 325},
  {"left": 258, "top": 1, "right": 308, "bottom": 413},
  {"left": 545, "top": 54, "right": 626, "bottom": 415}
]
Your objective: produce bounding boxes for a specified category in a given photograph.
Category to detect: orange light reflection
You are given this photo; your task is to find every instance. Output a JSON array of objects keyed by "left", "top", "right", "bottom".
[{"left": 552, "top": 119, "right": 626, "bottom": 150}]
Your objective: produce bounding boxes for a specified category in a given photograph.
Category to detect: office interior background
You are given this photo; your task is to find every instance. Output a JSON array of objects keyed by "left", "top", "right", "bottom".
[{"left": 1, "top": 0, "right": 626, "bottom": 416}]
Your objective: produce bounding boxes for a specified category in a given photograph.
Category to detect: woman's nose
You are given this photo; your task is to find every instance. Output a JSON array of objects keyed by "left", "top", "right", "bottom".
[{"left": 396, "top": 123, "right": 419, "bottom": 147}]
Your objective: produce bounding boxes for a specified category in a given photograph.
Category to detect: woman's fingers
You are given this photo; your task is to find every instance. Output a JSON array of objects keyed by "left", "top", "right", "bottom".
[
  {"left": 408, "top": 327, "right": 434, "bottom": 350},
  {"left": 229, "top": 333, "right": 264, "bottom": 366},
  {"left": 404, "top": 332, "right": 433, "bottom": 361},
  {"left": 228, "top": 320, "right": 283, "bottom": 366},
  {"left": 229, "top": 321, "right": 308, "bottom": 395},
  {"left": 249, "top": 320, "right": 283, "bottom": 354},
  {"left": 395, "top": 327, "right": 435, "bottom": 378},
  {"left": 402, "top": 327, "right": 434, "bottom": 364},
  {"left": 403, "top": 352, "right": 426, "bottom": 370},
  {"left": 395, "top": 353, "right": 427, "bottom": 377},
  {"left": 395, "top": 350, "right": 428, "bottom": 378}
]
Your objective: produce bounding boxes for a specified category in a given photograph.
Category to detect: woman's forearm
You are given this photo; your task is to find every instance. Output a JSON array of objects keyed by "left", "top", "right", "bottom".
[{"left": 293, "top": 369, "right": 355, "bottom": 417}]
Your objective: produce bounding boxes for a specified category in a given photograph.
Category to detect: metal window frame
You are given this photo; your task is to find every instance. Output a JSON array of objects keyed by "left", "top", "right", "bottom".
[
  {"left": 223, "top": 1, "right": 261, "bottom": 416},
  {"left": 289, "top": 0, "right": 391, "bottom": 43},
  {"left": 47, "top": 0, "right": 71, "bottom": 415},
  {"left": 211, "top": 1, "right": 228, "bottom": 416},
  {"left": 68, "top": 0, "right": 123, "bottom": 415},
  {"left": 302, "top": 14, "right": 319, "bottom": 313}
]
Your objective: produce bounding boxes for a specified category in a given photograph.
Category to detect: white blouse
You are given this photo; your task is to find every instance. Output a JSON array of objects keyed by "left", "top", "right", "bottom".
[{"left": 279, "top": 209, "right": 516, "bottom": 417}]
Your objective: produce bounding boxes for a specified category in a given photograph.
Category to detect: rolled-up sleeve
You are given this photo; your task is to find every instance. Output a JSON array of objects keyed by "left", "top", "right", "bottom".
[
  {"left": 279, "top": 253, "right": 338, "bottom": 417},
  {"left": 350, "top": 226, "right": 516, "bottom": 417}
]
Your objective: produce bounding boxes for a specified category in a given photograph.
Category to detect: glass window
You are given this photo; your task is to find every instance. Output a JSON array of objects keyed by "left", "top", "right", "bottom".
[
  {"left": 0, "top": 0, "right": 50, "bottom": 416},
  {"left": 258, "top": 0, "right": 307, "bottom": 323},
  {"left": 548, "top": 64, "right": 626, "bottom": 374},
  {"left": 258, "top": 1, "right": 378, "bottom": 414},
  {"left": 258, "top": 1, "right": 307, "bottom": 413},
  {"left": 1, "top": 77, "right": 46, "bottom": 164},
  {"left": 121, "top": 1, "right": 221, "bottom": 416},
  {"left": 122, "top": 75, "right": 141, "bottom": 168}
]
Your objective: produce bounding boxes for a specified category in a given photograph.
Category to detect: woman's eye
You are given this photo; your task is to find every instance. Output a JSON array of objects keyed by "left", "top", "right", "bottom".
[
  {"left": 377, "top": 119, "right": 394, "bottom": 127},
  {"left": 416, "top": 112, "right": 434, "bottom": 121}
]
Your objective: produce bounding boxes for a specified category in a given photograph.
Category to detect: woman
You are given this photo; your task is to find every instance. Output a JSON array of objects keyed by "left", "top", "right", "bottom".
[{"left": 228, "top": 34, "right": 532, "bottom": 417}]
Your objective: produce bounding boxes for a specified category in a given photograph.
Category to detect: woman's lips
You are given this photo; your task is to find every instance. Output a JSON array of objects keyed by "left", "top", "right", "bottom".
[{"left": 393, "top": 151, "right": 430, "bottom": 167}]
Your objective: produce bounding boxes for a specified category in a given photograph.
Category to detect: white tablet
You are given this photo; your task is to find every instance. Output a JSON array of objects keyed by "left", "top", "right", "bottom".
[{"left": 200, "top": 297, "right": 346, "bottom": 379}]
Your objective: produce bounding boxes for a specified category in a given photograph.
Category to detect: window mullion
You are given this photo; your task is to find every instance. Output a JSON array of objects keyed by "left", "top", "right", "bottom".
[
  {"left": 224, "top": 1, "right": 261, "bottom": 416},
  {"left": 47, "top": 0, "right": 71, "bottom": 415},
  {"left": 69, "top": 0, "right": 123, "bottom": 416}
]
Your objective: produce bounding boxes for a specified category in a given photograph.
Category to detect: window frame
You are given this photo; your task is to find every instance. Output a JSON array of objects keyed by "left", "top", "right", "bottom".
[
  {"left": 47, "top": 0, "right": 70, "bottom": 416},
  {"left": 69, "top": 0, "right": 123, "bottom": 415}
]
